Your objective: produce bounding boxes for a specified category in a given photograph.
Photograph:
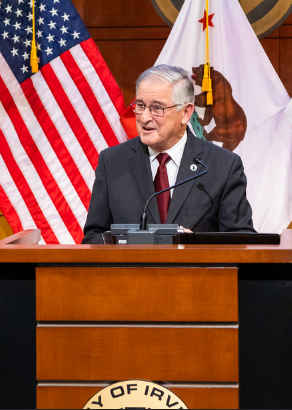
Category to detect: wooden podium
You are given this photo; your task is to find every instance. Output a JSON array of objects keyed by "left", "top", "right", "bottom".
[{"left": 1, "top": 230, "right": 292, "bottom": 409}]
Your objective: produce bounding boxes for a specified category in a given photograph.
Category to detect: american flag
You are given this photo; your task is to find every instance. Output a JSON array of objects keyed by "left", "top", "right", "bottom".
[{"left": 0, "top": 0, "right": 127, "bottom": 244}]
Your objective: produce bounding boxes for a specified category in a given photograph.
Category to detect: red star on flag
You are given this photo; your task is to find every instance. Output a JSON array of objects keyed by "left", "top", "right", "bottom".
[{"left": 198, "top": 9, "right": 215, "bottom": 31}]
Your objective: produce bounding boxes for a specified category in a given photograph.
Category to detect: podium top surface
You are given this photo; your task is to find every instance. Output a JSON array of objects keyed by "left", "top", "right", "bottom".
[{"left": 0, "top": 229, "right": 292, "bottom": 265}]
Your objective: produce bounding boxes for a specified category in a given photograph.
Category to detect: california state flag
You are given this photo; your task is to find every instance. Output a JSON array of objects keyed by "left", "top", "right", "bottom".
[{"left": 154, "top": 0, "right": 292, "bottom": 234}]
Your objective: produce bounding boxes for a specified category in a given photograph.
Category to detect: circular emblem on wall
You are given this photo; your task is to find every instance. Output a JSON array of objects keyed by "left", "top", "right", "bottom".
[
  {"left": 150, "top": 0, "right": 183, "bottom": 27},
  {"left": 83, "top": 380, "right": 188, "bottom": 409},
  {"left": 150, "top": 0, "right": 292, "bottom": 38}
]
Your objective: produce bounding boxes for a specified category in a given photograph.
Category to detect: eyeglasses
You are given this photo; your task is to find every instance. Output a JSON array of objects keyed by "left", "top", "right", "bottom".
[{"left": 131, "top": 101, "right": 180, "bottom": 117}]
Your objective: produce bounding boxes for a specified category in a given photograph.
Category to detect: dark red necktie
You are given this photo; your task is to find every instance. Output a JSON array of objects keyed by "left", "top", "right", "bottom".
[{"left": 154, "top": 153, "right": 171, "bottom": 224}]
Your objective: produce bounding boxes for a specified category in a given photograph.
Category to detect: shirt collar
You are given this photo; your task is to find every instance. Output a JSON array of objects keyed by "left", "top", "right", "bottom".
[{"left": 148, "top": 131, "right": 188, "bottom": 167}]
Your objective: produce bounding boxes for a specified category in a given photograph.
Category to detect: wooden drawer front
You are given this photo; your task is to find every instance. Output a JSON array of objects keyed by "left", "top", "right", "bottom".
[
  {"left": 36, "top": 267, "right": 238, "bottom": 322},
  {"left": 37, "top": 385, "right": 239, "bottom": 409},
  {"left": 37, "top": 327, "right": 238, "bottom": 382}
]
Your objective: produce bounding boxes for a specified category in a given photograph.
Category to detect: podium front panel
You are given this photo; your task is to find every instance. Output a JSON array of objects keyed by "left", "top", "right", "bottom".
[
  {"left": 36, "top": 266, "right": 238, "bottom": 322},
  {"left": 2, "top": 233, "right": 292, "bottom": 409},
  {"left": 37, "top": 326, "right": 238, "bottom": 382},
  {"left": 37, "top": 385, "right": 239, "bottom": 409},
  {"left": 36, "top": 265, "right": 239, "bottom": 409}
]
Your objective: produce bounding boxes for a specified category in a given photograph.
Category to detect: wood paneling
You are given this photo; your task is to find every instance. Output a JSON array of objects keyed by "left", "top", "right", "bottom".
[
  {"left": 96, "top": 39, "right": 167, "bottom": 105},
  {"left": 37, "top": 385, "right": 239, "bottom": 409},
  {"left": 260, "top": 15, "right": 292, "bottom": 96},
  {"left": 260, "top": 38, "right": 280, "bottom": 74},
  {"left": 36, "top": 327, "right": 238, "bottom": 382},
  {"left": 74, "top": 0, "right": 167, "bottom": 27},
  {"left": 36, "top": 267, "right": 238, "bottom": 322},
  {"left": 280, "top": 37, "right": 292, "bottom": 95},
  {"left": 88, "top": 27, "right": 171, "bottom": 41}
]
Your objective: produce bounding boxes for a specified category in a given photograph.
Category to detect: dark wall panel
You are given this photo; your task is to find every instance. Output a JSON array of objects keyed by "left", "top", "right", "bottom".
[
  {"left": 75, "top": 0, "right": 166, "bottom": 27},
  {"left": 97, "top": 39, "right": 167, "bottom": 105}
]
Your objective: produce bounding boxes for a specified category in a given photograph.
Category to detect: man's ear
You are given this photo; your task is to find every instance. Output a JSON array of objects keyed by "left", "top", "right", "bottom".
[{"left": 182, "top": 103, "right": 195, "bottom": 125}]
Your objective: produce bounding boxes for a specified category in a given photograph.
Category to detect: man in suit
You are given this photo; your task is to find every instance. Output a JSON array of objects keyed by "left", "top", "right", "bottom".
[{"left": 82, "top": 64, "right": 255, "bottom": 244}]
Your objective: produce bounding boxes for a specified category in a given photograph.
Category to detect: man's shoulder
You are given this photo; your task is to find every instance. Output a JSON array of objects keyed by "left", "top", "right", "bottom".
[
  {"left": 204, "top": 139, "right": 240, "bottom": 159},
  {"left": 100, "top": 136, "right": 141, "bottom": 158},
  {"left": 188, "top": 131, "right": 241, "bottom": 163}
]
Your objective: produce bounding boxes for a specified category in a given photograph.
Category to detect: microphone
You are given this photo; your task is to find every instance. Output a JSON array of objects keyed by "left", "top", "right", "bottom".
[{"left": 140, "top": 158, "right": 209, "bottom": 230}]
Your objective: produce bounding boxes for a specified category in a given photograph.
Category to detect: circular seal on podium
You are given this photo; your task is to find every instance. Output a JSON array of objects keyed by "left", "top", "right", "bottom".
[{"left": 83, "top": 380, "right": 188, "bottom": 409}]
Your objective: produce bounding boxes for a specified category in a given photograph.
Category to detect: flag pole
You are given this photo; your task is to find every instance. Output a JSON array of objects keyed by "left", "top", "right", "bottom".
[
  {"left": 30, "top": 0, "right": 39, "bottom": 73},
  {"left": 201, "top": 0, "right": 213, "bottom": 105}
]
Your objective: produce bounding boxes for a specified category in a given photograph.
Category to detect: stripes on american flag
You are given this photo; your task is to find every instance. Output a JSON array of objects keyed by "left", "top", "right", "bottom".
[{"left": 0, "top": 0, "right": 127, "bottom": 244}]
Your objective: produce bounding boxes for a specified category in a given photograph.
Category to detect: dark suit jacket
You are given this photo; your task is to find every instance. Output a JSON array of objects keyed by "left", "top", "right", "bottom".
[{"left": 82, "top": 128, "right": 255, "bottom": 244}]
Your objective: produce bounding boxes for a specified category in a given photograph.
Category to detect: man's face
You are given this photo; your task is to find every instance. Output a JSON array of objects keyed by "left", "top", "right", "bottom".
[{"left": 135, "top": 78, "right": 194, "bottom": 152}]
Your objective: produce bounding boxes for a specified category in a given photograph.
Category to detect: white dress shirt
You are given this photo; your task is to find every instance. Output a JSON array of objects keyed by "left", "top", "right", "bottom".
[{"left": 148, "top": 131, "right": 187, "bottom": 197}]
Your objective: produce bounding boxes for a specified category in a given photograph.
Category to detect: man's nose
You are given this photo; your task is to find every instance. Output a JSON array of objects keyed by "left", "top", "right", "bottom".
[{"left": 140, "top": 106, "right": 153, "bottom": 122}]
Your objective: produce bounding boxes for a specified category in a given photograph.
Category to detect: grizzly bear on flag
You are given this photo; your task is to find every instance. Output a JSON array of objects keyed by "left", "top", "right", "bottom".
[{"left": 192, "top": 65, "right": 247, "bottom": 152}]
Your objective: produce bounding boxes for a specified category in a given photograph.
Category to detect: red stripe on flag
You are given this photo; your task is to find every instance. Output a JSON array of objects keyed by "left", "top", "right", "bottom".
[
  {"left": 60, "top": 49, "right": 121, "bottom": 148},
  {"left": 81, "top": 38, "right": 125, "bottom": 116},
  {"left": 21, "top": 77, "right": 92, "bottom": 211},
  {"left": 0, "top": 183, "right": 23, "bottom": 233},
  {"left": 0, "top": 129, "right": 58, "bottom": 244},
  {"left": 0, "top": 76, "right": 83, "bottom": 244},
  {"left": 40, "top": 63, "right": 99, "bottom": 170}
]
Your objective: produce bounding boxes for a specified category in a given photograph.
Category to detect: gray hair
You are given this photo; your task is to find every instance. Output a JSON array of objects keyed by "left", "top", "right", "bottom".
[{"left": 136, "top": 64, "right": 195, "bottom": 109}]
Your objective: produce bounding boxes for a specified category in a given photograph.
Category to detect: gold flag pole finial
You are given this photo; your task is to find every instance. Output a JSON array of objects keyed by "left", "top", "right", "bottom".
[
  {"left": 201, "top": 0, "right": 213, "bottom": 105},
  {"left": 30, "top": 0, "right": 39, "bottom": 73}
]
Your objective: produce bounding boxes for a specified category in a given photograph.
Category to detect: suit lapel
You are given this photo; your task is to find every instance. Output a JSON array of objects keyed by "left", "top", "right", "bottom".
[
  {"left": 129, "top": 139, "right": 161, "bottom": 223},
  {"left": 166, "top": 129, "right": 205, "bottom": 224}
]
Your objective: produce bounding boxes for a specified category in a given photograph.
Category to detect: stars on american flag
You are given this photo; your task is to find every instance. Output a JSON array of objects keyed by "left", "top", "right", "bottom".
[
  {"left": 48, "top": 20, "right": 56, "bottom": 29},
  {"left": 25, "top": 25, "right": 33, "bottom": 34},
  {"left": 45, "top": 46, "right": 53, "bottom": 55},
  {"left": 11, "top": 47, "right": 18, "bottom": 56},
  {"left": 12, "top": 33, "right": 19, "bottom": 42},
  {"left": 46, "top": 33, "right": 54, "bottom": 42},
  {"left": 62, "top": 12, "right": 69, "bottom": 21},
  {"left": 20, "top": 64, "right": 28, "bottom": 73},
  {"left": 24, "top": 38, "right": 31, "bottom": 47},
  {"left": 15, "top": 8, "right": 22, "bottom": 17},
  {"left": 13, "top": 21, "right": 21, "bottom": 30},
  {"left": 60, "top": 26, "right": 68, "bottom": 34},
  {"left": 58, "top": 38, "right": 66, "bottom": 47},
  {"left": 49, "top": 7, "right": 58, "bottom": 17},
  {"left": 0, "top": 0, "right": 90, "bottom": 83},
  {"left": 22, "top": 51, "right": 29, "bottom": 60}
]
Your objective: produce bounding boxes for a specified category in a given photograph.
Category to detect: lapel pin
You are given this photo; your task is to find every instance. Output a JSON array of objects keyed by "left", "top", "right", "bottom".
[{"left": 190, "top": 164, "right": 197, "bottom": 172}]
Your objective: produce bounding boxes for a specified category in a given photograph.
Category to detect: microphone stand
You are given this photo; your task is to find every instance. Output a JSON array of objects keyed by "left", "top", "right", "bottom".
[{"left": 140, "top": 159, "right": 209, "bottom": 230}]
